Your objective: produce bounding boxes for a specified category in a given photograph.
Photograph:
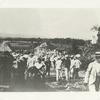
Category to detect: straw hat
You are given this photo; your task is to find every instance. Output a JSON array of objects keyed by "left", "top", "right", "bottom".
[
  {"left": 65, "top": 55, "right": 68, "bottom": 58},
  {"left": 95, "top": 52, "right": 100, "bottom": 57},
  {"left": 75, "top": 54, "right": 81, "bottom": 58}
]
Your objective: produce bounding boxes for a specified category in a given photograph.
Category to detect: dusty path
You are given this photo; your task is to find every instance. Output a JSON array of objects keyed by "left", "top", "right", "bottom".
[
  {"left": 45, "top": 70, "right": 88, "bottom": 92},
  {"left": 0, "top": 69, "right": 88, "bottom": 92}
]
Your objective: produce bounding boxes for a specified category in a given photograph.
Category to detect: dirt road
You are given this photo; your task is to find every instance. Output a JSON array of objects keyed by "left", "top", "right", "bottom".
[{"left": 0, "top": 69, "right": 88, "bottom": 92}]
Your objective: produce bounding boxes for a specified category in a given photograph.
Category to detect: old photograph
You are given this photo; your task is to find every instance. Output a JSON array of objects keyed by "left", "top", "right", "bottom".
[{"left": 0, "top": 8, "right": 100, "bottom": 92}]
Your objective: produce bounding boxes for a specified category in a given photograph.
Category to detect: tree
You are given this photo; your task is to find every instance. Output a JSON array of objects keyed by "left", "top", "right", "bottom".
[
  {"left": 79, "top": 41, "right": 95, "bottom": 70},
  {"left": 91, "top": 25, "right": 99, "bottom": 31}
]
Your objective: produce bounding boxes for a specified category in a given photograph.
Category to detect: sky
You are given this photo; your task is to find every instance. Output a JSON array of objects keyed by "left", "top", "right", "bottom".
[{"left": 0, "top": 8, "right": 100, "bottom": 40}]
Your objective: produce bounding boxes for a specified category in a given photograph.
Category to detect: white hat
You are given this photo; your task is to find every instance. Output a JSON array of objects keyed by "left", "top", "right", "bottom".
[
  {"left": 23, "top": 54, "right": 28, "bottom": 59},
  {"left": 75, "top": 54, "right": 81, "bottom": 58},
  {"left": 71, "top": 55, "right": 74, "bottom": 58},
  {"left": 95, "top": 52, "right": 100, "bottom": 57},
  {"left": 65, "top": 55, "right": 68, "bottom": 58}
]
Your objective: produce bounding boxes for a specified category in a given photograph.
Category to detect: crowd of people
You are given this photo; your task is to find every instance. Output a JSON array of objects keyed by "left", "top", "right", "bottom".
[
  {"left": 1, "top": 47, "right": 100, "bottom": 92},
  {"left": 0, "top": 48, "right": 82, "bottom": 90}
]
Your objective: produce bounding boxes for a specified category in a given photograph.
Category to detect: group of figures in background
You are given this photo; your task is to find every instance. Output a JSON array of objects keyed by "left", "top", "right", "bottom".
[
  {"left": 0, "top": 48, "right": 82, "bottom": 91},
  {"left": 1, "top": 40, "right": 100, "bottom": 92},
  {"left": 12, "top": 49, "right": 81, "bottom": 83}
]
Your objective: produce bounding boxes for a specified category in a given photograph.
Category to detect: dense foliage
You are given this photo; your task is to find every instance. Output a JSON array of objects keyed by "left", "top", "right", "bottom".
[{"left": 0, "top": 37, "right": 96, "bottom": 70}]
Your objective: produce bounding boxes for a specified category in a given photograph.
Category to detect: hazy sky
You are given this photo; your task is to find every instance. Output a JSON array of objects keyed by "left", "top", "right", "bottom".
[{"left": 0, "top": 8, "right": 100, "bottom": 40}]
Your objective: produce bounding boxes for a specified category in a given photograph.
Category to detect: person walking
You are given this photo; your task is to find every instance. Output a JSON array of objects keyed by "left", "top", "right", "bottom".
[
  {"left": 27, "top": 53, "right": 35, "bottom": 69},
  {"left": 45, "top": 57, "right": 51, "bottom": 77},
  {"left": 25, "top": 53, "right": 35, "bottom": 80},
  {"left": 70, "top": 55, "right": 75, "bottom": 79},
  {"left": 50, "top": 54, "right": 55, "bottom": 69},
  {"left": 73, "top": 55, "right": 81, "bottom": 80},
  {"left": 55, "top": 56, "right": 62, "bottom": 81},
  {"left": 62, "top": 55, "right": 71, "bottom": 81},
  {"left": 84, "top": 52, "right": 100, "bottom": 92}
]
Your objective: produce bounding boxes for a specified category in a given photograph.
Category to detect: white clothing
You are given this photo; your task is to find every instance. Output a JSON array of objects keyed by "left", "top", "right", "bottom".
[
  {"left": 70, "top": 59, "right": 75, "bottom": 78},
  {"left": 50, "top": 55, "right": 55, "bottom": 62},
  {"left": 70, "top": 59, "right": 75, "bottom": 69},
  {"left": 13, "top": 60, "right": 18, "bottom": 69},
  {"left": 22, "top": 54, "right": 29, "bottom": 59},
  {"left": 94, "top": 62, "right": 100, "bottom": 76},
  {"left": 27, "top": 57, "right": 35, "bottom": 68},
  {"left": 74, "top": 59, "right": 81, "bottom": 68},
  {"left": 33, "top": 55, "right": 38, "bottom": 62},
  {"left": 54, "top": 56, "right": 58, "bottom": 62},
  {"left": 56, "top": 59, "right": 62, "bottom": 69},
  {"left": 84, "top": 61, "right": 100, "bottom": 85},
  {"left": 89, "top": 84, "right": 96, "bottom": 92},
  {"left": 55, "top": 59, "right": 62, "bottom": 81},
  {"left": 35, "top": 62, "right": 45, "bottom": 69},
  {"left": 56, "top": 69, "right": 62, "bottom": 81}
]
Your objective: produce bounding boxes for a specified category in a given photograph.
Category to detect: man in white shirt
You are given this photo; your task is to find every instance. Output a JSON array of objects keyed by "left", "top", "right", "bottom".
[
  {"left": 70, "top": 55, "right": 75, "bottom": 79},
  {"left": 35, "top": 58, "right": 45, "bottom": 69},
  {"left": 84, "top": 52, "right": 100, "bottom": 92},
  {"left": 55, "top": 56, "right": 62, "bottom": 81},
  {"left": 27, "top": 53, "right": 35, "bottom": 69},
  {"left": 25, "top": 53, "right": 35, "bottom": 80},
  {"left": 34, "top": 57, "right": 46, "bottom": 79},
  {"left": 50, "top": 54, "right": 55, "bottom": 69}
]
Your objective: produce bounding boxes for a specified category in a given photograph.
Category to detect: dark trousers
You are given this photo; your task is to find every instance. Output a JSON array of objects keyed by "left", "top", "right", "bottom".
[{"left": 73, "top": 68, "right": 79, "bottom": 80}]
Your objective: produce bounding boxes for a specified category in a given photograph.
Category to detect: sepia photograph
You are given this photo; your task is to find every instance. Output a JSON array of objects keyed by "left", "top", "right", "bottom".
[{"left": 0, "top": 8, "right": 100, "bottom": 92}]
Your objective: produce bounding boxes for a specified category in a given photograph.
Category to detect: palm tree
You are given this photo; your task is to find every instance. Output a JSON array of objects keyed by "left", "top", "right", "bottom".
[
  {"left": 91, "top": 25, "right": 100, "bottom": 43},
  {"left": 91, "top": 25, "right": 99, "bottom": 31}
]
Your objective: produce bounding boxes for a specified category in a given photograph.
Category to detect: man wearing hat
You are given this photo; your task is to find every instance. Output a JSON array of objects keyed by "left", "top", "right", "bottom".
[
  {"left": 55, "top": 56, "right": 62, "bottom": 81},
  {"left": 62, "top": 55, "right": 71, "bottom": 81},
  {"left": 73, "top": 55, "right": 81, "bottom": 79},
  {"left": 84, "top": 52, "right": 100, "bottom": 91}
]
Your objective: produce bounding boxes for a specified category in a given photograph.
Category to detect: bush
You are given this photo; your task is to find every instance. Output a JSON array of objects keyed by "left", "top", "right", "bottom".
[{"left": 79, "top": 42, "right": 95, "bottom": 70}]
